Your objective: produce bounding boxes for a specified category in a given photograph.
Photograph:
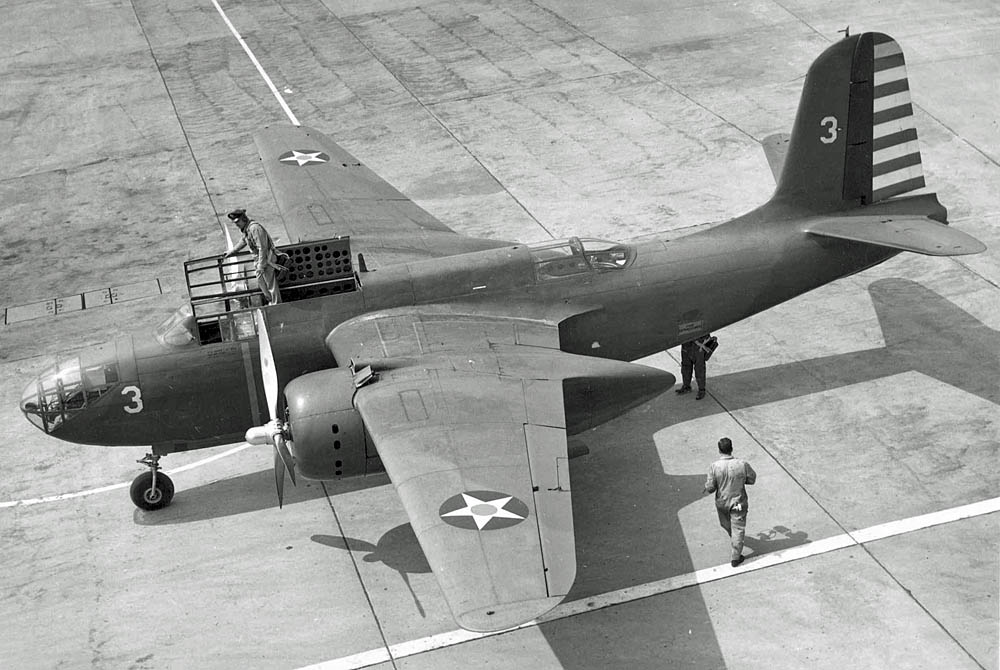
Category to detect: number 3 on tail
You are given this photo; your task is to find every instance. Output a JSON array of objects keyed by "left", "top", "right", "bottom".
[
  {"left": 122, "top": 385, "right": 144, "bottom": 414},
  {"left": 820, "top": 116, "right": 838, "bottom": 144}
]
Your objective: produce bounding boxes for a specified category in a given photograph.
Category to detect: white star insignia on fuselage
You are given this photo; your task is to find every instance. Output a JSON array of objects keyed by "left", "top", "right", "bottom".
[
  {"left": 440, "top": 492, "right": 527, "bottom": 530},
  {"left": 278, "top": 150, "right": 329, "bottom": 166}
]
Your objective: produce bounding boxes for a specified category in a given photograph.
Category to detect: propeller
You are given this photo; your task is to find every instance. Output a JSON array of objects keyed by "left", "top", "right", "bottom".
[{"left": 245, "top": 309, "right": 296, "bottom": 507}]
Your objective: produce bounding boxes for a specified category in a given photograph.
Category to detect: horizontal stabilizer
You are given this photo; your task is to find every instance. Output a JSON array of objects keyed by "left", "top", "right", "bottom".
[{"left": 803, "top": 215, "right": 986, "bottom": 256}]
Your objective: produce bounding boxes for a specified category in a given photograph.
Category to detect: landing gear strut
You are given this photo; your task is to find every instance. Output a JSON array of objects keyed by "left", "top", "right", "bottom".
[{"left": 130, "top": 453, "right": 175, "bottom": 511}]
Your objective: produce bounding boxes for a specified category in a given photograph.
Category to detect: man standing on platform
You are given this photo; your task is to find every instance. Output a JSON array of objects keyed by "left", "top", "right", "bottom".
[{"left": 224, "top": 208, "right": 282, "bottom": 305}]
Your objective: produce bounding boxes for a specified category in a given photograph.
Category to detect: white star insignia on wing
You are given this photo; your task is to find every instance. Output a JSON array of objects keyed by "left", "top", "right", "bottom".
[
  {"left": 440, "top": 492, "right": 526, "bottom": 530},
  {"left": 279, "top": 150, "right": 328, "bottom": 166}
]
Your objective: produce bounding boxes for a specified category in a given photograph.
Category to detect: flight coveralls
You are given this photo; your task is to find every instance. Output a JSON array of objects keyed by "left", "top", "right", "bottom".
[
  {"left": 240, "top": 220, "right": 282, "bottom": 305},
  {"left": 680, "top": 335, "right": 711, "bottom": 391},
  {"left": 705, "top": 454, "right": 757, "bottom": 562}
]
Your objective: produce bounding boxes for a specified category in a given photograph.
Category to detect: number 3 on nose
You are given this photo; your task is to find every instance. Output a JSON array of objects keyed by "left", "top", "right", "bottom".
[{"left": 122, "top": 385, "right": 144, "bottom": 414}]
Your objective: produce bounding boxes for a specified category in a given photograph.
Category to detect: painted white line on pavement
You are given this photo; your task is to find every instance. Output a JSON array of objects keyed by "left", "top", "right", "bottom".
[
  {"left": 209, "top": 0, "right": 300, "bottom": 126},
  {"left": 163, "top": 443, "right": 253, "bottom": 476},
  {"left": 297, "top": 495, "right": 1000, "bottom": 670},
  {"left": 0, "top": 444, "right": 252, "bottom": 508}
]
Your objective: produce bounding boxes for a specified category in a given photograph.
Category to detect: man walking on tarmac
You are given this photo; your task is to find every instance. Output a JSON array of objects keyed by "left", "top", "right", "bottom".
[
  {"left": 704, "top": 437, "right": 757, "bottom": 567},
  {"left": 223, "top": 208, "right": 282, "bottom": 305}
]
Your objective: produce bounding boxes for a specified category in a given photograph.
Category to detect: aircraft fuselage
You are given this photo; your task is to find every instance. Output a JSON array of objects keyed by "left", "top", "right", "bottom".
[{"left": 22, "top": 198, "right": 898, "bottom": 453}]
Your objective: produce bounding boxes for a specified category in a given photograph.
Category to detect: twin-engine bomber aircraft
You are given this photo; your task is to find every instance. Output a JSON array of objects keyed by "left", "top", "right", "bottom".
[{"left": 20, "top": 33, "right": 985, "bottom": 632}]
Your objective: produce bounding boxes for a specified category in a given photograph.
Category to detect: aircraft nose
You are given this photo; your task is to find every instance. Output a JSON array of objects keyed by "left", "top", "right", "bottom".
[
  {"left": 20, "top": 377, "right": 46, "bottom": 432},
  {"left": 21, "top": 357, "right": 80, "bottom": 434},
  {"left": 20, "top": 344, "right": 122, "bottom": 436}
]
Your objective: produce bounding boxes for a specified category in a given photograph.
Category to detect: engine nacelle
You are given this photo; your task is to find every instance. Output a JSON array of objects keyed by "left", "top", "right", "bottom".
[{"left": 284, "top": 368, "right": 370, "bottom": 480}]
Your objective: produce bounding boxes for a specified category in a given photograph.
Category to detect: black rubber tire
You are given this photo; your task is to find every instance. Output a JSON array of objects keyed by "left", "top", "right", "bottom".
[{"left": 129, "top": 471, "right": 175, "bottom": 511}]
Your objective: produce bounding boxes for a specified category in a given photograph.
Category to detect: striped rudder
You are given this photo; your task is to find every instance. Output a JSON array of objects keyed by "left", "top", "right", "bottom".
[
  {"left": 773, "top": 32, "right": 929, "bottom": 211},
  {"left": 871, "top": 34, "right": 925, "bottom": 201}
]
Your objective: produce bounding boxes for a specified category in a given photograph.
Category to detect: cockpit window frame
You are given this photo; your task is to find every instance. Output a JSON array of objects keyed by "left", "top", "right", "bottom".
[
  {"left": 528, "top": 237, "right": 634, "bottom": 281},
  {"left": 578, "top": 238, "right": 635, "bottom": 271},
  {"left": 529, "top": 237, "right": 590, "bottom": 281}
]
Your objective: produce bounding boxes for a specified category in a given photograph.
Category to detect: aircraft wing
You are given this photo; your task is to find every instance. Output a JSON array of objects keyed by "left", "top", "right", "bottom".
[
  {"left": 802, "top": 214, "right": 986, "bottom": 256},
  {"left": 352, "top": 361, "right": 574, "bottom": 632},
  {"left": 325, "top": 307, "right": 673, "bottom": 632},
  {"left": 328, "top": 309, "right": 572, "bottom": 631},
  {"left": 253, "top": 125, "right": 511, "bottom": 268}
]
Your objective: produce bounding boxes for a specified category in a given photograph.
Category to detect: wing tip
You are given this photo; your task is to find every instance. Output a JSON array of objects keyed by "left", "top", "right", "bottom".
[{"left": 455, "top": 596, "right": 566, "bottom": 633}]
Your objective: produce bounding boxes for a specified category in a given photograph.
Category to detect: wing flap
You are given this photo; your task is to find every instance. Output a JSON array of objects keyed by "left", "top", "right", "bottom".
[
  {"left": 803, "top": 215, "right": 986, "bottom": 256},
  {"left": 524, "top": 422, "right": 575, "bottom": 595}
]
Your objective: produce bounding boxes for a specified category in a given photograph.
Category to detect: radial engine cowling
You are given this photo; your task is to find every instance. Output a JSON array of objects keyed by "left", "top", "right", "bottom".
[{"left": 284, "top": 368, "right": 368, "bottom": 480}]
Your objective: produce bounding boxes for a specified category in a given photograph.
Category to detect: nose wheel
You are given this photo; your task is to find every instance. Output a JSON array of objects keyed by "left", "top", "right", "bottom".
[{"left": 130, "top": 453, "right": 175, "bottom": 511}]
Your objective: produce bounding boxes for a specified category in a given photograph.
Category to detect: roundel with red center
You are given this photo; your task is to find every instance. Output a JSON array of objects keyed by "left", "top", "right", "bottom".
[{"left": 438, "top": 490, "right": 530, "bottom": 531}]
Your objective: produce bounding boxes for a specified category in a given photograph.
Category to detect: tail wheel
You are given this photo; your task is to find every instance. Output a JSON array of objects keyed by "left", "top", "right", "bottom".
[{"left": 130, "top": 471, "right": 175, "bottom": 510}]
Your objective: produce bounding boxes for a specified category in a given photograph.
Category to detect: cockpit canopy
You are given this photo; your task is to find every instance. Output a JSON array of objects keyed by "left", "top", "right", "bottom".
[{"left": 528, "top": 237, "right": 633, "bottom": 280}]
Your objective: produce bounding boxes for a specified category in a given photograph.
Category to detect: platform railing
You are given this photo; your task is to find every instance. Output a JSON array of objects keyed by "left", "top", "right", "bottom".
[{"left": 182, "top": 237, "right": 359, "bottom": 344}]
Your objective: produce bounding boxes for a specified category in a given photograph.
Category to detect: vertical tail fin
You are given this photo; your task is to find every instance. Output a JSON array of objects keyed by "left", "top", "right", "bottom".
[{"left": 774, "top": 33, "right": 927, "bottom": 210}]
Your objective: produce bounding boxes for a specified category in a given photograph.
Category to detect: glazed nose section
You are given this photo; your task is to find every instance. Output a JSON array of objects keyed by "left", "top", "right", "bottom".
[
  {"left": 20, "top": 376, "right": 46, "bottom": 431},
  {"left": 20, "top": 345, "right": 122, "bottom": 436},
  {"left": 21, "top": 357, "right": 83, "bottom": 434}
]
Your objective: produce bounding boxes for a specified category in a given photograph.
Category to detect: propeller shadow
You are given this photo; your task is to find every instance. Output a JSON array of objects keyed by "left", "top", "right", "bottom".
[
  {"left": 312, "top": 524, "right": 431, "bottom": 574},
  {"left": 312, "top": 524, "right": 431, "bottom": 617}
]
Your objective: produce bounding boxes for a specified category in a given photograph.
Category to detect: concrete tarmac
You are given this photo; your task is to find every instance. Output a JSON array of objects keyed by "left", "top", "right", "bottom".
[{"left": 1, "top": 1, "right": 997, "bottom": 668}]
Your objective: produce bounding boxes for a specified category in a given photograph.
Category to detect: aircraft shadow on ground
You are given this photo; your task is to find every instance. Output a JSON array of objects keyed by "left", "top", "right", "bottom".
[
  {"left": 711, "top": 278, "right": 1000, "bottom": 411},
  {"left": 538, "top": 277, "right": 998, "bottom": 667},
  {"left": 137, "top": 279, "right": 995, "bottom": 666},
  {"left": 133, "top": 469, "right": 390, "bottom": 525}
]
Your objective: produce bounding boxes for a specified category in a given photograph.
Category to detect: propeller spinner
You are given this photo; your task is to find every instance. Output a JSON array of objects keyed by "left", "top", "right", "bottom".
[{"left": 244, "top": 309, "right": 296, "bottom": 506}]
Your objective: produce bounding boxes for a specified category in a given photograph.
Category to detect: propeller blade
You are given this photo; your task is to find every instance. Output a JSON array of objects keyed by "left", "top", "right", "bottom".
[
  {"left": 274, "top": 448, "right": 286, "bottom": 508},
  {"left": 274, "top": 433, "right": 296, "bottom": 486},
  {"left": 254, "top": 309, "right": 279, "bottom": 420},
  {"left": 252, "top": 309, "right": 298, "bottom": 506}
]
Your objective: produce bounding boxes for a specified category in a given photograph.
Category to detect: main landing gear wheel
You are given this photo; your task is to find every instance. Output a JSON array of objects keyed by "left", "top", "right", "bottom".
[{"left": 130, "top": 453, "right": 175, "bottom": 510}]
